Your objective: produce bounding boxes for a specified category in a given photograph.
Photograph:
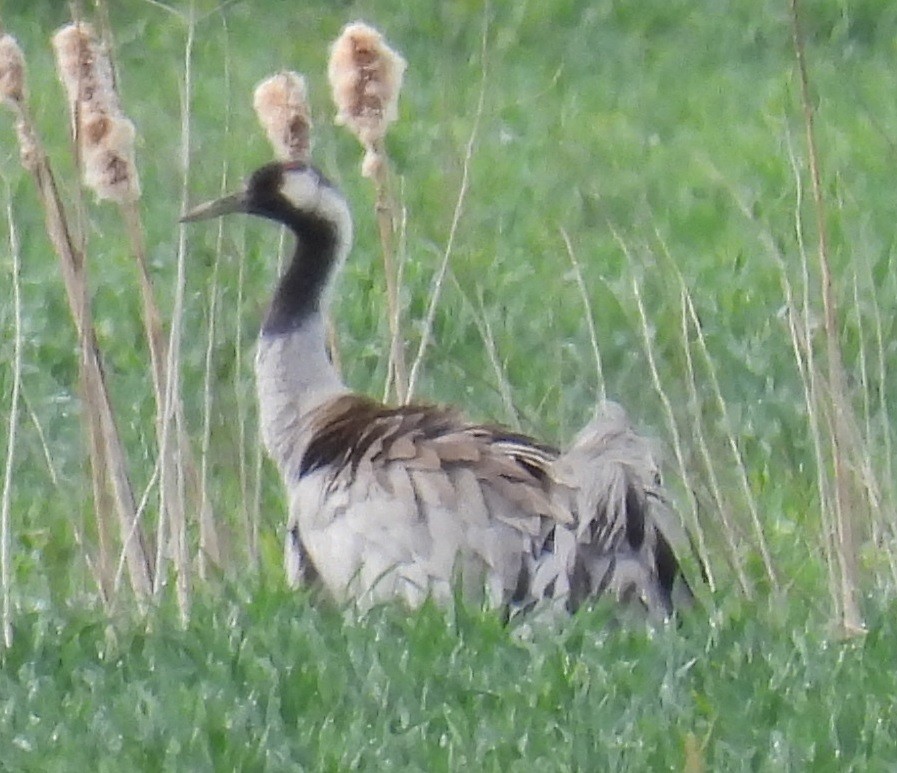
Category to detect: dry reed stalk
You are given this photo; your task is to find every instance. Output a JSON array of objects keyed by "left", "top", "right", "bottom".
[
  {"left": 781, "top": 129, "right": 842, "bottom": 611},
  {"left": 53, "top": 21, "right": 197, "bottom": 619},
  {"left": 676, "top": 277, "right": 779, "bottom": 591},
  {"left": 675, "top": 288, "right": 750, "bottom": 595},
  {"left": 649, "top": 224, "right": 778, "bottom": 590},
  {"left": 83, "top": 393, "right": 114, "bottom": 601},
  {"left": 198, "top": 165, "right": 229, "bottom": 578},
  {"left": 633, "top": 280, "right": 726, "bottom": 592},
  {"left": 408, "top": 17, "right": 489, "bottom": 401},
  {"left": 609, "top": 227, "right": 716, "bottom": 592},
  {"left": 231, "top": 223, "right": 259, "bottom": 569},
  {"left": 163, "top": 11, "right": 201, "bottom": 622},
  {"left": 789, "top": 0, "right": 864, "bottom": 634},
  {"left": 848, "top": 273, "right": 893, "bottom": 571},
  {"left": 0, "top": 30, "right": 153, "bottom": 606},
  {"left": 473, "top": 288, "right": 521, "bottom": 430},
  {"left": 329, "top": 21, "right": 407, "bottom": 401},
  {"left": 559, "top": 227, "right": 606, "bottom": 405},
  {"left": 23, "top": 394, "right": 60, "bottom": 487},
  {"left": 863, "top": 265, "right": 897, "bottom": 582},
  {"left": 1, "top": 194, "right": 22, "bottom": 648},
  {"left": 701, "top": 150, "right": 842, "bottom": 610}
]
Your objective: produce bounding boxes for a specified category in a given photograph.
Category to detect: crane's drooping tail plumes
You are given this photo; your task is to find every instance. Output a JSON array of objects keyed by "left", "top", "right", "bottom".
[
  {"left": 531, "top": 402, "right": 693, "bottom": 620},
  {"left": 182, "top": 161, "right": 694, "bottom": 622}
]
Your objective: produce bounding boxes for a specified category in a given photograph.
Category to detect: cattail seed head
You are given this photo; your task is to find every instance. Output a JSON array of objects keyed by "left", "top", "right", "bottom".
[
  {"left": 253, "top": 71, "right": 313, "bottom": 162},
  {"left": 51, "top": 23, "right": 118, "bottom": 114},
  {"left": 328, "top": 21, "right": 405, "bottom": 149},
  {"left": 81, "top": 116, "right": 140, "bottom": 203},
  {"left": 0, "top": 33, "right": 27, "bottom": 106},
  {"left": 52, "top": 22, "right": 139, "bottom": 204}
]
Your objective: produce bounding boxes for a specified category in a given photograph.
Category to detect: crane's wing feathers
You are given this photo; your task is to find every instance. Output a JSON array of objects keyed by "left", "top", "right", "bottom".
[
  {"left": 287, "top": 395, "right": 693, "bottom": 618},
  {"left": 300, "top": 395, "right": 561, "bottom": 517},
  {"left": 286, "top": 395, "right": 577, "bottom": 608}
]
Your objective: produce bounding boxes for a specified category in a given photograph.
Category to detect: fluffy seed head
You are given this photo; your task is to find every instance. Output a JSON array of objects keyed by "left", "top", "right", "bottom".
[
  {"left": 328, "top": 21, "right": 405, "bottom": 148},
  {"left": 0, "top": 34, "right": 26, "bottom": 105},
  {"left": 81, "top": 116, "right": 141, "bottom": 202},
  {"left": 253, "top": 71, "right": 313, "bottom": 162},
  {"left": 52, "top": 22, "right": 139, "bottom": 203},
  {"left": 51, "top": 22, "right": 118, "bottom": 113}
]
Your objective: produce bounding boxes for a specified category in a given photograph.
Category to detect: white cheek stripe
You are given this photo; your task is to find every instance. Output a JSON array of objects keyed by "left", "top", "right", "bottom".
[{"left": 280, "top": 170, "right": 353, "bottom": 261}]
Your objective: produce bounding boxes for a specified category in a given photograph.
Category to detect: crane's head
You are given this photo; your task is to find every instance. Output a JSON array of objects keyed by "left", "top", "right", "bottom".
[{"left": 181, "top": 161, "right": 353, "bottom": 256}]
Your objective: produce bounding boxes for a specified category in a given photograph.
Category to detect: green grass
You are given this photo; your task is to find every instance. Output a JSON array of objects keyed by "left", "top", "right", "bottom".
[
  {"left": 2, "top": 586, "right": 896, "bottom": 771},
  {"left": 2, "top": 0, "right": 897, "bottom": 767}
]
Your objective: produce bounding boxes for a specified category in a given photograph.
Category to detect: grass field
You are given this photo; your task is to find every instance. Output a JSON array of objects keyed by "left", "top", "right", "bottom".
[{"left": 2, "top": 0, "right": 897, "bottom": 768}]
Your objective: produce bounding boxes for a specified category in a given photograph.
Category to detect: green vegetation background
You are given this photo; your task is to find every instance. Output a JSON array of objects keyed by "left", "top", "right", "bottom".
[{"left": 1, "top": 0, "right": 896, "bottom": 768}]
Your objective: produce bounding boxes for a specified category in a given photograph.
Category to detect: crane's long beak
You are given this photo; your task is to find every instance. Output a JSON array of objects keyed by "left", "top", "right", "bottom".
[{"left": 180, "top": 190, "right": 247, "bottom": 223}]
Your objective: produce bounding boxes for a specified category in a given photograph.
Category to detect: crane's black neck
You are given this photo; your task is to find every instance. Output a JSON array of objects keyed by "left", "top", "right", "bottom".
[{"left": 260, "top": 206, "right": 341, "bottom": 336}]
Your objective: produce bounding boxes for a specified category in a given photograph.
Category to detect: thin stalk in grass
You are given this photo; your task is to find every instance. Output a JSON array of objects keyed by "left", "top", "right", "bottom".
[
  {"left": 676, "top": 287, "right": 750, "bottom": 596},
  {"left": 852, "top": 273, "right": 872, "bottom": 470},
  {"left": 632, "top": 272, "right": 731, "bottom": 592},
  {"left": 609, "top": 227, "right": 716, "bottom": 592},
  {"left": 113, "top": 455, "right": 161, "bottom": 604},
  {"left": 408, "top": 16, "right": 489, "bottom": 401},
  {"left": 193, "top": 15, "right": 234, "bottom": 580},
  {"left": 0, "top": 32, "right": 153, "bottom": 605},
  {"left": 381, "top": 177, "right": 409, "bottom": 401},
  {"left": 23, "top": 394, "right": 60, "bottom": 488},
  {"left": 789, "top": 0, "right": 864, "bottom": 633},
  {"left": 162, "top": 5, "right": 199, "bottom": 622},
  {"left": 864, "top": 261, "right": 897, "bottom": 582},
  {"left": 1, "top": 192, "right": 22, "bottom": 648},
  {"left": 199, "top": 185, "right": 225, "bottom": 579},
  {"left": 448, "top": 271, "right": 545, "bottom": 431},
  {"left": 474, "top": 286, "right": 520, "bottom": 430},
  {"left": 781, "top": 130, "right": 824, "bottom": 528},
  {"left": 368, "top": 145, "right": 406, "bottom": 401},
  {"left": 849, "top": 271, "right": 892, "bottom": 568},
  {"left": 559, "top": 227, "right": 606, "bottom": 406},
  {"left": 654, "top": 226, "right": 779, "bottom": 590},
  {"left": 54, "top": 19, "right": 202, "bottom": 617},
  {"left": 867, "top": 264, "right": 894, "bottom": 495},
  {"left": 235, "top": 223, "right": 256, "bottom": 569},
  {"left": 849, "top": 264, "right": 897, "bottom": 582},
  {"left": 84, "top": 386, "right": 114, "bottom": 602},
  {"left": 636, "top": 274, "right": 738, "bottom": 593},
  {"left": 105, "top": 3, "right": 216, "bottom": 597},
  {"left": 680, "top": 281, "right": 778, "bottom": 591},
  {"left": 702, "top": 149, "right": 842, "bottom": 613}
]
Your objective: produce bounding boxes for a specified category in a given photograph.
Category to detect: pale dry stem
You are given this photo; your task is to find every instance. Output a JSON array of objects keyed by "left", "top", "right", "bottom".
[
  {"left": 704, "top": 150, "right": 842, "bottom": 612},
  {"left": 1, "top": 194, "right": 22, "bottom": 648},
  {"left": 198, "top": 164, "right": 229, "bottom": 579},
  {"left": 11, "top": 105, "right": 153, "bottom": 605},
  {"left": 160, "top": 9, "right": 199, "bottom": 623},
  {"left": 790, "top": 0, "right": 864, "bottom": 634},
  {"left": 408, "top": 15, "right": 489, "bottom": 400},
  {"left": 681, "top": 282, "right": 779, "bottom": 591},
  {"left": 559, "top": 226, "right": 606, "bottom": 405},
  {"left": 474, "top": 287, "right": 521, "bottom": 430},
  {"left": 368, "top": 147, "right": 407, "bottom": 401},
  {"left": 676, "top": 288, "right": 750, "bottom": 595},
  {"left": 609, "top": 227, "right": 716, "bottom": 592},
  {"left": 23, "top": 394, "right": 60, "bottom": 487},
  {"left": 656, "top": 221, "right": 779, "bottom": 591}
]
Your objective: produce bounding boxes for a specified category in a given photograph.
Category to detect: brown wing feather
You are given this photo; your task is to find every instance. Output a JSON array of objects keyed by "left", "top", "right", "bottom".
[{"left": 300, "top": 395, "right": 557, "bottom": 499}]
